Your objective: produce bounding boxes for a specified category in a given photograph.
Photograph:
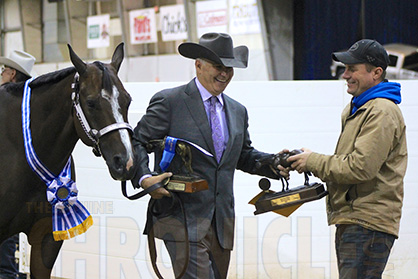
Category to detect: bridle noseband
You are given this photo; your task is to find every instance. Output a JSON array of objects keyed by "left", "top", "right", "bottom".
[{"left": 71, "top": 72, "right": 133, "bottom": 157}]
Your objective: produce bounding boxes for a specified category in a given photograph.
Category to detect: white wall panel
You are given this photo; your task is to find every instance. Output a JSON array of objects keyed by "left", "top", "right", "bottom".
[{"left": 49, "top": 80, "right": 418, "bottom": 278}]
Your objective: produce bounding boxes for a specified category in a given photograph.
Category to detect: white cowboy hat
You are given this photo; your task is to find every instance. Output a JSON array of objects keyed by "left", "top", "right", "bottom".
[{"left": 0, "top": 50, "right": 36, "bottom": 77}]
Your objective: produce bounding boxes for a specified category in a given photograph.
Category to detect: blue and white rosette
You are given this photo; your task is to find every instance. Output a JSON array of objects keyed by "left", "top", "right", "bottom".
[
  {"left": 159, "top": 136, "right": 213, "bottom": 172},
  {"left": 22, "top": 78, "right": 92, "bottom": 241}
]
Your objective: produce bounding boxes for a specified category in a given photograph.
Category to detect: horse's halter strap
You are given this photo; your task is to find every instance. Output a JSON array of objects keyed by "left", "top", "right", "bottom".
[{"left": 71, "top": 72, "right": 133, "bottom": 157}]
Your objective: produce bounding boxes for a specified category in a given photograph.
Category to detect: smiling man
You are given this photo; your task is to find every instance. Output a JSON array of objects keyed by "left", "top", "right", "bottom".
[
  {"left": 288, "top": 39, "right": 407, "bottom": 279},
  {"left": 130, "top": 32, "right": 289, "bottom": 279}
]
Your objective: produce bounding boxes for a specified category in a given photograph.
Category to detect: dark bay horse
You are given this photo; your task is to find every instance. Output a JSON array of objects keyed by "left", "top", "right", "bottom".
[{"left": 0, "top": 43, "right": 135, "bottom": 278}]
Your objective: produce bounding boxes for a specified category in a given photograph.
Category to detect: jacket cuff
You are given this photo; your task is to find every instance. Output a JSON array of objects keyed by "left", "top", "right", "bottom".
[{"left": 306, "top": 152, "right": 321, "bottom": 173}]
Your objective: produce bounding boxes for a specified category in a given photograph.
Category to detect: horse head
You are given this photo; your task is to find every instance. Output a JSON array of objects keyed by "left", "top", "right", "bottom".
[{"left": 68, "top": 43, "right": 135, "bottom": 181}]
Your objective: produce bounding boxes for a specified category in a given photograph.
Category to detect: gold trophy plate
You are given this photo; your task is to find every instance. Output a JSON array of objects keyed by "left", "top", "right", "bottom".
[{"left": 166, "top": 175, "right": 208, "bottom": 193}]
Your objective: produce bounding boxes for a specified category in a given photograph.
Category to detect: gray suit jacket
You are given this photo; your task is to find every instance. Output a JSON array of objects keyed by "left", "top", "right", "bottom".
[{"left": 132, "top": 79, "right": 279, "bottom": 249}]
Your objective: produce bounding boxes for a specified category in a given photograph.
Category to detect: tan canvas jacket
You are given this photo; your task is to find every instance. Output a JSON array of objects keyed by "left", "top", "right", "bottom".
[{"left": 306, "top": 98, "right": 407, "bottom": 237}]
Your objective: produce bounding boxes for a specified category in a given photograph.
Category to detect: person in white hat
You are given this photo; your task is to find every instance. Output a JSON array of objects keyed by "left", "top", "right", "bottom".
[
  {"left": 0, "top": 50, "right": 35, "bottom": 85},
  {"left": 0, "top": 49, "right": 35, "bottom": 279}
]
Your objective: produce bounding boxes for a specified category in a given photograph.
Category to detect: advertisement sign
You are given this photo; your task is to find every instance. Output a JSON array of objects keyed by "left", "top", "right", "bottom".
[
  {"left": 87, "top": 14, "right": 110, "bottom": 49},
  {"left": 160, "top": 4, "right": 188, "bottom": 42},
  {"left": 129, "top": 8, "right": 158, "bottom": 45},
  {"left": 229, "top": 0, "right": 261, "bottom": 34},
  {"left": 196, "top": 0, "right": 228, "bottom": 37}
]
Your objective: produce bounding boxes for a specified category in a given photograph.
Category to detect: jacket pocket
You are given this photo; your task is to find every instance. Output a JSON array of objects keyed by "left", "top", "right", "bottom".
[{"left": 346, "top": 184, "right": 357, "bottom": 211}]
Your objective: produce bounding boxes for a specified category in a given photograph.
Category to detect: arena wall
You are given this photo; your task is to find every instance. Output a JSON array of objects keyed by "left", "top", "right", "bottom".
[{"left": 44, "top": 80, "right": 417, "bottom": 279}]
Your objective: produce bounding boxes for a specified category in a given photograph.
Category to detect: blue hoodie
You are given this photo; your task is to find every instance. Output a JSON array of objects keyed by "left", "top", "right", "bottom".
[{"left": 351, "top": 81, "right": 401, "bottom": 115}]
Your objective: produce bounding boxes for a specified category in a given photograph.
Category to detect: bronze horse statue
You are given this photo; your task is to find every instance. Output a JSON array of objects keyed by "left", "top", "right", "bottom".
[{"left": 0, "top": 43, "right": 135, "bottom": 278}]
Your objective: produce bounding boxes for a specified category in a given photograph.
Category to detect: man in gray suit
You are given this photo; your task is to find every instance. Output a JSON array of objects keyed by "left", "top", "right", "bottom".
[{"left": 132, "top": 33, "right": 288, "bottom": 278}]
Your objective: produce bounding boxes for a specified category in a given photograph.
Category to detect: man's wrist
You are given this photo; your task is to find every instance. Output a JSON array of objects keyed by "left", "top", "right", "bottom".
[{"left": 139, "top": 174, "right": 152, "bottom": 188}]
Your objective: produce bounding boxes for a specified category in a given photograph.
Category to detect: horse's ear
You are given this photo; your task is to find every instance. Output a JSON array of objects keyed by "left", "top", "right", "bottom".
[
  {"left": 111, "top": 42, "right": 124, "bottom": 73},
  {"left": 68, "top": 44, "right": 87, "bottom": 75}
]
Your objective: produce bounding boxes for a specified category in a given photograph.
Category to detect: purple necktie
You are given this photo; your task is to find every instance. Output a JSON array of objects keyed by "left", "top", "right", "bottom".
[{"left": 210, "top": 96, "right": 224, "bottom": 162}]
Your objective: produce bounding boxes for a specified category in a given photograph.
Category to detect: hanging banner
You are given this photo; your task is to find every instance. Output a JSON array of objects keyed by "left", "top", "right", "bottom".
[
  {"left": 129, "top": 8, "right": 158, "bottom": 45},
  {"left": 160, "top": 4, "right": 188, "bottom": 42},
  {"left": 229, "top": 0, "right": 261, "bottom": 35},
  {"left": 196, "top": 0, "right": 228, "bottom": 37},
  {"left": 87, "top": 14, "right": 110, "bottom": 49}
]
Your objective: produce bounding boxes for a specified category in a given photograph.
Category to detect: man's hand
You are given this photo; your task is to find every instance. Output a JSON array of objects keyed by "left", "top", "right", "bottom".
[
  {"left": 287, "top": 148, "right": 312, "bottom": 173},
  {"left": 276, "top": 149, "right": 291, "bottom": 179},
  {"left": 141, "top": 172, "right": 172, "bottom": 199},
  {"left": 277, "top": 164, "right": 290, "bottom": 180}
]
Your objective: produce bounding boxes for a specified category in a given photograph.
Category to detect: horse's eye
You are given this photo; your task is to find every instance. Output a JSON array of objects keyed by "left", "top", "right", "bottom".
[{"left": 86, "top": 99, "right": 97, "bottom": 109}]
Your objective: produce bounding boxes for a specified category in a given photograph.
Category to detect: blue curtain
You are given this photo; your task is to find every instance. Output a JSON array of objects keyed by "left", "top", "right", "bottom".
[
  {"left": 364, "top": 1, "right": 418, "bottom": 44},
  {"left": 294, "top": 0, "right": 418, "bottom": 80}
]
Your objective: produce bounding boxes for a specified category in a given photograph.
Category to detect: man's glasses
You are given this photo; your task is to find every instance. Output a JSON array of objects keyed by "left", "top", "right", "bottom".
[{"left": 1, "top": 65, "right": 13, "bottom": 74}]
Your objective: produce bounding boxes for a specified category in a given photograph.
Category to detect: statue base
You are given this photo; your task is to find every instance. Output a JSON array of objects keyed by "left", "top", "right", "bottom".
[
  {"left": 253, "top": 182, "right": 328, "bottom": 215},
  {"left": 166, "top": 175, "right": 208, "bottom": 193}
]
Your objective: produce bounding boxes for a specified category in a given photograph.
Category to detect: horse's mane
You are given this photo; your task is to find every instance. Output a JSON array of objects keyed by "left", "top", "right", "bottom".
[
  {"left": 2, "top": 63, "right": 110, "bottom": 95},
  {"left": 30, "top": 67, "right": 76, "bottom": 89},
  {"left": 0, "top": 67, "right": 76, "bottom": 96}
]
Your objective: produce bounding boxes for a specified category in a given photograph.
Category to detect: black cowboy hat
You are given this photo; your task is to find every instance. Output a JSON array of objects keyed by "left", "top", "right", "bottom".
[{"left": 178, "top": 33, "right": 249, "bottom": 68}]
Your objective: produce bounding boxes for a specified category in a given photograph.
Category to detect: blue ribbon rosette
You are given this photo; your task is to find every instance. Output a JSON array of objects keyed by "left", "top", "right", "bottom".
[
  {"left": 46, "top": 171, "right": 93, "bottom": 241},
  {"left": 22, "top": 79, "right": 92, "bottom": 241}
]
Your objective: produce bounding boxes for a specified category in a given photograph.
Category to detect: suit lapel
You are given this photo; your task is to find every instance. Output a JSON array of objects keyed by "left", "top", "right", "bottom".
[
  {"left": 183, "top": 80, "right": 239, "bottom": 165},
  {"left": 183, "top": 80, "right": 217, "bottom": 158},
  {"left": 220, "top": 94, "right": 237, "bottom": 165}
]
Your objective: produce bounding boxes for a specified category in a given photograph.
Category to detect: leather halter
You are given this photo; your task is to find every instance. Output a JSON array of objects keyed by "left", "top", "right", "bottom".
[{"left": 71, "top": 72, "right": 133, "bottom": 157}]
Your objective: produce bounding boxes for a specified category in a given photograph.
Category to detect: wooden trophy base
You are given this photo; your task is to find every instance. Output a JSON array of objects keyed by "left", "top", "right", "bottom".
[
  {"left": 166, "top": 175, "right": 209, "bottom": 193},
  {"left": 253, "top": 182, "right": 328, "bottom": 215}
]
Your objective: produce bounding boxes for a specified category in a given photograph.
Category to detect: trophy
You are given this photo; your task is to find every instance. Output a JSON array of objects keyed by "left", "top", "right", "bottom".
[
  {"left": 146, "top": 136, "right": 209, "bottom": 193},
  {"left": 249, "top": 150, "right": 328, "bottom": 216}
]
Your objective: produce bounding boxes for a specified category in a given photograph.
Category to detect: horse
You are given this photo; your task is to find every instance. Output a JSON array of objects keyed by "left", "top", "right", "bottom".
[{"left": 0, "top": 43, "right": 135, "bottom": 278}]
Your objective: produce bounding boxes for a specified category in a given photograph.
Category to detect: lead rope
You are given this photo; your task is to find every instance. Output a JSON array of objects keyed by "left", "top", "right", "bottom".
[
  {"left": 147, "top": 192, "right": 189, "bottom": 279},
  {"left": 121, "top": 180, "right": 189, "bottom": 278},
  {"left": 121, "top": 136, "right": 214, "bottom": 278}
]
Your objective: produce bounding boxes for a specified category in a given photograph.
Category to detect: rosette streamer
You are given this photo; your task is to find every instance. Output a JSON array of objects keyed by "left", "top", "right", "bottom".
[
  {"left": 159, "top": 136, "right": 213, "bottom": 172},
  {"left": 21, "top": 78, "right": 92, "bottom": 241}
]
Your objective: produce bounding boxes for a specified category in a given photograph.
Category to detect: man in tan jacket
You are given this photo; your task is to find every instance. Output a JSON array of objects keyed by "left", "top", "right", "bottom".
[{"left": 288, "top": 39, "right": 407, "bottom": 279}]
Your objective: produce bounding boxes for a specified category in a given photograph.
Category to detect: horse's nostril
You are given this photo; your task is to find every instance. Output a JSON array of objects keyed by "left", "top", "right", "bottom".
[{"left": 113, "top": 155, "right": 125, "bottom": 171}]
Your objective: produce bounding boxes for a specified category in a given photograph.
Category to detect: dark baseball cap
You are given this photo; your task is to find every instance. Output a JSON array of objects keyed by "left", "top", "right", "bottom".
[{"left": 332, "top": 39, "right": 390, "bottom": 70}]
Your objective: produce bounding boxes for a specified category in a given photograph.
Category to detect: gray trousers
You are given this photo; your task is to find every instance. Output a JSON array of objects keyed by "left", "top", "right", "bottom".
[{"left": 164, "top": 222, "right": 231, "bottom": 279}]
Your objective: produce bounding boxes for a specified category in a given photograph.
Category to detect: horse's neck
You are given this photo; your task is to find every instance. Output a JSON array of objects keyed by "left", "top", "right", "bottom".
[{"left": 29, "top": 77, "right": 79, "bottom": 174}]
